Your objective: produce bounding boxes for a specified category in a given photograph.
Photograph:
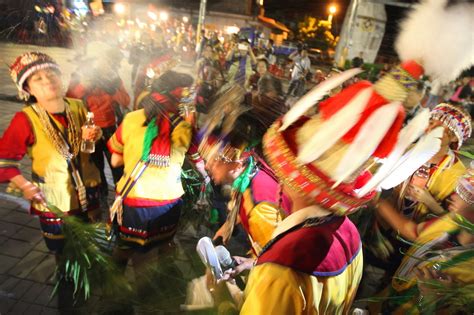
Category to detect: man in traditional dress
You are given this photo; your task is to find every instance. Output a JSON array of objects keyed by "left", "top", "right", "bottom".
[{"left": 199, "top": 111, "right": 292, "bottom": 256}]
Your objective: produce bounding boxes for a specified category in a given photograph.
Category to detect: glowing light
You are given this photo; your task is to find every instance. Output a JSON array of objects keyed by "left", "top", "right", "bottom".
[
  {"left": 148, "top": 11, "right": 157, "bottom": 21},
  {"left": 329, "top": 5, "right": 337, "bottom": 14},
  {"left": 114, "top": 3, "right": 126, "bottom": 15},
  {"left": 159, "top": 11, "right": 169, "bottom": 21},
  {"left": 182, "top": 16, "right": 189, "bottom": 23},
  {"left": 34, "top": 5, "right": 42, "bottom": 12},
  {"left": 225, "top": 26, "right": 240, "bottom": 34},
  {"left": 146, "top": 67, "right": 155, "bottom": 79}
]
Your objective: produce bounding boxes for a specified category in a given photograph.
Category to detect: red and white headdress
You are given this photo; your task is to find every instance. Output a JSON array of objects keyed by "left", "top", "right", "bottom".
[
  {"left": 263, "top": 0, "right": 473, "bottom": 215},
  {"left": 430, "top": 103, "right": 472, "bottom": 150}
]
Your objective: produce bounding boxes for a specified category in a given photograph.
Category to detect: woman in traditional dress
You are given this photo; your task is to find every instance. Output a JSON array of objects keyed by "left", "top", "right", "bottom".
[{"left": 0, "top": 52, "right": 102, "bottom": 253}]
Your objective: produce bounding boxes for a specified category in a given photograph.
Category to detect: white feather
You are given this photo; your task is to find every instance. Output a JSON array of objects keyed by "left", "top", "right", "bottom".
[
  {"left": 297, "top": 87, "right": 373, "bottom": 164},
  {"left": 333, "top": 102, "right": 401, "bottom": 186},
  {"left": 280, "top": 68, "right": 363, "bottom": 131},
  {"left": 356, "top": 108, "right": 431, "bottom": 197},
  {"left": 396, "top": 0, "right": 474, "bottom": 83},
  {"left": 379, "top": 126, "right": 444, "bottom": 190}
]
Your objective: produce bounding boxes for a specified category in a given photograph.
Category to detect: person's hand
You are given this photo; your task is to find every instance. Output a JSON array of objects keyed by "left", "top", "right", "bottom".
[
  {"left": 229, "top": 256, "right": 255, "bottom": 276},
  {"left": 219, "top": 256, "right": 255, "bottom": 284},
  {"left": 21, "top": 182, "right": 46, "bottom": 204},
  {"left": 414, "top": 265, "right": 453, "bottom": 298},
  {"left": 446, "top": 194, "right": 467, "bottom": 213},
  {"left": 407, "top": 185, "right": 437, "bottom": 206},
  {"left": 82, "top": 125, "right": 102, "bottom": 142}
]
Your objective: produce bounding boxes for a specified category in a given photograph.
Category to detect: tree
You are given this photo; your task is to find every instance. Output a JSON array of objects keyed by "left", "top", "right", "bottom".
[{"left": 296, "top": 16, "right": 337, "bottom": 51}]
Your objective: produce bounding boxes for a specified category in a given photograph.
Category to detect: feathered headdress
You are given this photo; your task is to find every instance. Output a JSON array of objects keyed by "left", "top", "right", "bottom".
[
  {"left": 263, "top": 0, "right": 473, "bottom": 215},
  {"left": 395, "top": 0, "right": 474, "bottom": 83},
  {"left": 198, "top": 85, "right": 270, "bottom": 163}
]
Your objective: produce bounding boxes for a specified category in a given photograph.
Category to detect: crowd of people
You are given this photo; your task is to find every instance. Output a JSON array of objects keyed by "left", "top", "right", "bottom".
[{"left": 0, "top": 0, "right": 473, "bottom": 314}]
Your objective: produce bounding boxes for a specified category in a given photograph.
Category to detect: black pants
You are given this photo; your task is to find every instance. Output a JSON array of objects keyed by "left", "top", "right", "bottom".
[
  {"left": 287, "top": 78, "right": 305, "bottom": 97},
  {"left": 92, "top": 125, "right": 124, "bottom": 197}
]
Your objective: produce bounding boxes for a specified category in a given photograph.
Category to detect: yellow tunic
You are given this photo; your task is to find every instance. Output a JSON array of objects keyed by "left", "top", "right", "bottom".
[
  {"left": 109, "top": 109, "right": 192, "bottom": 201},
  {"left": 241, "top": 207, "right": 363, "bottom": 315},
  {"left": 23, "top": 98, "right": 100, "bottom": 213},
  {"left": 397, "top": 153, "right": 465, "bottom": 221}
]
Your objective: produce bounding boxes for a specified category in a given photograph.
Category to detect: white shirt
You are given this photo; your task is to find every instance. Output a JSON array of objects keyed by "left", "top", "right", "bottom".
[{"left": 291, "top": 55, "right": 311, "bottom": 81}]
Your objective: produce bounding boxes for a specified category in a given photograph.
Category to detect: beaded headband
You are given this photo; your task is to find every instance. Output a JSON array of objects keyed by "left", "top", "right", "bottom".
[{"left": 431, "top": 103, "right": 472, "bottom": 149}]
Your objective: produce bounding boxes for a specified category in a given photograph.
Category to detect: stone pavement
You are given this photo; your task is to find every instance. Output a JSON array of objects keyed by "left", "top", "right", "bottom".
[{"left": 0, "top": 43, "right": 212, "bottom": 315}]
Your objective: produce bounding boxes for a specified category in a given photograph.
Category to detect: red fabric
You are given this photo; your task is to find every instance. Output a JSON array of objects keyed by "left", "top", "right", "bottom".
[
  {"left": 67, "top": 83, "right": 130, "bottom": 128},
  {"left": 318, "top": 81, "right": 404, "bottom": 158},
  {"left": 150, "top": 115, "right": 172, "bottom": 159},
  {"left": 372, "top": 106, "right": 405, "bottom": 158},
  {"left": 107, "top": 123, "right": 124, "bottom": 155},
  {"left": 257, "top": 216, "right": 361, "bottom": 276},
  {"left": 0, "top": 111, "right": 68, "bottom": 182},
  {"left": 66, "top": 82, "right": 86, "bottom": 99},
  {"left": 113, "top": 83, "right": 131, "bottom": 108},
  {"left": 123, "top": 196, "right": 179, "bottom": 207},
  {"left": 266, "top": 118, "right": 375, "bottom": 213},
  {"left": 150, "top": 88, "right": 183, "bottom": 113},
  {"left": 401, "top": 60, "right": 424, "bottom": 80},
  {"left": 85, "top": 90, "right": 117, "bottom": 128}
]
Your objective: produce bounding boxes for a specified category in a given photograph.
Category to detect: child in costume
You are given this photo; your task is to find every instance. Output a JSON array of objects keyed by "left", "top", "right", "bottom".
[{"left": 0, "top": 52, "right": 102, "bottom": 253}]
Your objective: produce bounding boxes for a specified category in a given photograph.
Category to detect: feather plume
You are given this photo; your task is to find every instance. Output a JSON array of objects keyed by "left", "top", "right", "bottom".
[
  {"left": 297, "top": 87, "right": 373, "bottom": 164},
  {"left": 395, "top": 0, "right": 474, "bottom": 83},
  {"left": 279, "top": 68, "right": 363, "bottom": 131},
  {"left": 379, "top": 126, "right": 444, "bottom": 190},
  {"left": 356, "top": 108, "right": 431, "bottom": 197},
  {"left": 333, "top": 102, "right": 402, "bottom": 186}
]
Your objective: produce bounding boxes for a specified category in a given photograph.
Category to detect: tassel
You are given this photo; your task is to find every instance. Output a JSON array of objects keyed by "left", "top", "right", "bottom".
[
  {"left": 379, "top": 126, "right": 444, "bottom": 190},
  {"left": 280, "top": 68, "right": 363, "bottom": 131},
  {"left": 333, "top": 102, "right": 401, "bottom": 186},
  {"left": 356, "top": 109, "right": 431, "bottom": 197},
  {"left": 297, "top": 87, "right": 373, "bottom": 164}
]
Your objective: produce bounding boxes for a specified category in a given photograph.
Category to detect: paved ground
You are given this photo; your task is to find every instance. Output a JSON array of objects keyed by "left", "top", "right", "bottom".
[{"left": 0, "top": 43, "right": 216, "bottom": 315}]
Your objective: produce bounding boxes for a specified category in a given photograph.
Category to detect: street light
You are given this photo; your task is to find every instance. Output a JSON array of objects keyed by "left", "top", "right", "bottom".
[
  {"left": 148, "top": 11, "right": 157, "bottom": 21},
  {"left": 114, "top": 3, "right": 126, "bottom": 15},
  {"left": 328, "top": 4, "right": 337, "bottom": 26},
  {"left": 159, "top": 11, "right": 169, "bottom": 21},
  {"left": 182, "top": 16, "right": 189, "bottom": 23}
]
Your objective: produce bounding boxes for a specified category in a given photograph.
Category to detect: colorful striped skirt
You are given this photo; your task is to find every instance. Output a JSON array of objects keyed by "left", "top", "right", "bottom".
[{"left": 118, "top": 199, "right": 183, "bottom": 250}]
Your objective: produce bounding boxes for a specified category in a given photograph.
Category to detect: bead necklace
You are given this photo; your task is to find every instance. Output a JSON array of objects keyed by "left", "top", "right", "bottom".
[{"left": 31, "top": 102, "right": 81, "bottom": 161}]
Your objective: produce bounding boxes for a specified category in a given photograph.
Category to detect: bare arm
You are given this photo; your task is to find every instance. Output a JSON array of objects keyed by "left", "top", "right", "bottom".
[
  {"left": 111, "top": 153, "right": 124, "bottom": 167},
  {"left": 376, "top": 199, "right": 418, "bottom": 241},
  {"left": 11, "top": 174, "right": 46, "bottom": 204},
  {"left": 226, "top": 47, "right": 235, "bottom": 61},
  {"left": 288, "top": 51, "right": 299, "bottom": 61}
]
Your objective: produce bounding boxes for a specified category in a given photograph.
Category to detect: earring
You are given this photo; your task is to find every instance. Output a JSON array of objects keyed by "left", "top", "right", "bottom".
[{"left": 19, "top": 90, "right": 30, "bottom": 101}]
